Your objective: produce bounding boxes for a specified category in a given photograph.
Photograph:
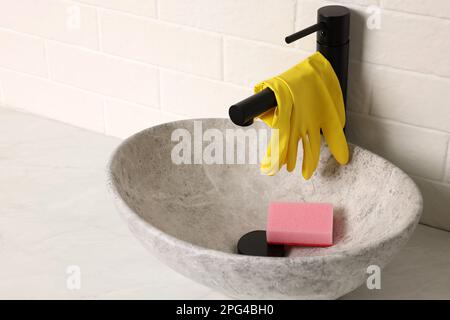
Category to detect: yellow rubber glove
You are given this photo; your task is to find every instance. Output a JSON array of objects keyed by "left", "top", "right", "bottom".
[{"left": 255, "top": 52, "right": 349, "bottom": 180}]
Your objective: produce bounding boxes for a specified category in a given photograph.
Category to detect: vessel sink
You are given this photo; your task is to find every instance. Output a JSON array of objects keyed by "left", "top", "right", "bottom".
[{"left": 107, "top": 119, "right": 422, "bottom": 299}]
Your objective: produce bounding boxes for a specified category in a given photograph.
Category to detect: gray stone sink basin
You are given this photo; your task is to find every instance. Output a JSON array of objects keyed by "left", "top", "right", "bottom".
[{"left": 107, "top": 119, "right": 422, "bottom": 299}]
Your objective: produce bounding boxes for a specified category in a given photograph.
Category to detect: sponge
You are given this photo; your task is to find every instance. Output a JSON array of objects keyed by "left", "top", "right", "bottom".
[{"left": 266, "top": 202, "right": 333, "bottom": 247}]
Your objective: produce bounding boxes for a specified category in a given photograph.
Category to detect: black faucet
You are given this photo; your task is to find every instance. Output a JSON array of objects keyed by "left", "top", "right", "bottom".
[{"left": 229, "top": 5, "right": 350, "bottom": 127}]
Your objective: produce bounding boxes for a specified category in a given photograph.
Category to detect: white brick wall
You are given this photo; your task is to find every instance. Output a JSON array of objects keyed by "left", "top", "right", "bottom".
[
  {"left": 104, "top": 98, "right": 163, "bottom": 138},
  {"left": 224, "top": 37, "right": 310, "bottom": 87},
  {"left": 0, "top": 0, "right": 449, "bottom": 230},
  {"left": 0, "top": 68, "right": 105, "bottom": 132},
  {"left": 0, "top": 29, "right": 48, "bottom": 77},
  {"left": 160, "top": 69, "right": 251, "bottom": 118},
  {"left": 159, "top": 0, "right": 297, "bottom": 45},
  {"left": 46, "top": 41, "right": 160, "bottom": 105},
  {"left": 75, "top": 0, "right": 157, "bottom": 17},
  {"left": 99, "top": 10, "right": 223, "bottom": 79},
  {"left": 0, "top": 0, "right": 99, "bottom": 49}
]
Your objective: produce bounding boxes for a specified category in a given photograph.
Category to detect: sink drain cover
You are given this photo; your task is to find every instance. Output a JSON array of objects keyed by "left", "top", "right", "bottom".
[{"left": 237, "top": 230, "right": 285, "bottom": 257}]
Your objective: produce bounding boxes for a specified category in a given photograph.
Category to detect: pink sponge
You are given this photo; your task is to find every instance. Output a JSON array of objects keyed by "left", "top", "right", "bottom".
[{"left": 266, "top": 202, "right": 333, "bottom": 247}]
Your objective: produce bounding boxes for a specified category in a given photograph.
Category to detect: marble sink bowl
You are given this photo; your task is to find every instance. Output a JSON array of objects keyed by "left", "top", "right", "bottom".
[{"left": 107, "top": 119, "right": 422, "bottom": 299}]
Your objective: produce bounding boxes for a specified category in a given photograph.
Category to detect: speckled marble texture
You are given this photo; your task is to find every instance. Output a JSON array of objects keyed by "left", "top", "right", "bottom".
[{"left": 108, "top": 119, "right": 423, "bottom": 299}]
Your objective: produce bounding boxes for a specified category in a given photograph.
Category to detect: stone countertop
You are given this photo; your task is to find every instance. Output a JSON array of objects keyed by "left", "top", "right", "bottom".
[{"left": 0, "top": 107, "right": 449, "bottom": 300}]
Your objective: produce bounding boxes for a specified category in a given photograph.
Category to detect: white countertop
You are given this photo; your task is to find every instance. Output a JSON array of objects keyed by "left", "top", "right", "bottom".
[{"left": 1, "top": 107, "right": 449, "bottom": 300}]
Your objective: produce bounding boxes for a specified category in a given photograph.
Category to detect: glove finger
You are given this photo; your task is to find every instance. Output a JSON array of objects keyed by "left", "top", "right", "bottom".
[
  {"left": 321, "top": 119, "right": 349, "bottom": 165},
  {"left": 261, "top": 128, "right": 289, "bottom": 175},
  {"left": 286, "top": 133, "right": 299, "bottom": 172},
  {"left": 301, "top": 134, "right": 315, "bottom": 180},
  {"left": 307, "top": 127, "right": 321, "bottom": 173}
]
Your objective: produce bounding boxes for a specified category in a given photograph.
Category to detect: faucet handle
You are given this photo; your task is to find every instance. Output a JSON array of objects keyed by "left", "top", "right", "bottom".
[
  {"left": 285, "top": 22, "right": 325, "bottom": 44},
  {"left": 287, "top": 6, "right": 350, "bottom": 46}
]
